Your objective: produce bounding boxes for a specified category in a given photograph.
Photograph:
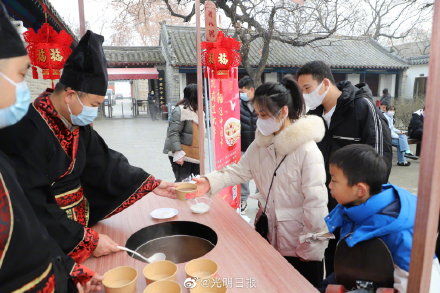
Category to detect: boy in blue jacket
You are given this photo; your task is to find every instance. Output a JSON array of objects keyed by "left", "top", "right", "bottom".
[{"left": 325, "top": 144, "right": 440, "bottom": 292}]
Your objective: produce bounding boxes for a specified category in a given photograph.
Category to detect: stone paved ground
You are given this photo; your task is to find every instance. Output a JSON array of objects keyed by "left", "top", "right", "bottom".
[{"left": 93, "top": 118, "right": 421, "bottom": 221}]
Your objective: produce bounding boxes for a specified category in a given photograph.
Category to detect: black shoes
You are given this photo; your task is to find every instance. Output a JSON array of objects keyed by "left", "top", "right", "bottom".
[
  {"left": 404, "top": 153, "right": 419, "bottom": 160},
  {"left": 397, "top": 161, "right": 411, "bottom": 167}
]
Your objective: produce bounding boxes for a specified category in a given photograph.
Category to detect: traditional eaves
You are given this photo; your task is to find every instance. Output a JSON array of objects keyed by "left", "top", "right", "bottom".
[
  {"left": 104, "top": 46, "right": 166, "bottom": 67},
  {"left": 390, "top": 41, "right": 431, "bottom": 65},
  {"left": 165, "top": 25, "right": 408, "bottom": 70},
  {"left": 5, "top": 0, "right": 77, "bottom": 42}
]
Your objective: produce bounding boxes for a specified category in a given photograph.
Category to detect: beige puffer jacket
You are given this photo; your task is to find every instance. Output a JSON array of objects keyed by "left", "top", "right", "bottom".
[{"left": 206, "top": 115, "right": 329, "bottom": 261}]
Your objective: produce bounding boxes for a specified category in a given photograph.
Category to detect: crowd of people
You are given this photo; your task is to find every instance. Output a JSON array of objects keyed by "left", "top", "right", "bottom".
[
  {"left": 168, "top": 61, "right": 438, "bottom": 290},
  {"left": 0, "top": 1, "right": 437, "bottom": 291}
]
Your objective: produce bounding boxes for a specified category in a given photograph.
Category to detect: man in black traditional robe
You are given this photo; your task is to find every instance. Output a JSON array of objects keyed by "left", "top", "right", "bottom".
[
  {"left": 0, "top": 29, "right": 176, "bottom": 266},
  {"left": 0, "top": 4, "right": 101, "bottom": 292}
]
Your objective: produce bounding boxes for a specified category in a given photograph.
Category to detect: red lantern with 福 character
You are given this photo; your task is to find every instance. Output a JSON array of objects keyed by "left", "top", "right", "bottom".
[
  {"left": 23, "top": 5, "right": 73, "bottom": 84},
  {"left": 202, "top": 31, "right": 241, "bottom": 79}
]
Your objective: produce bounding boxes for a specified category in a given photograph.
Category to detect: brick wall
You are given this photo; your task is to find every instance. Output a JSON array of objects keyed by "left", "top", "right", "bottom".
[{"left": 25, "top": 68, "right": 54, "bottom": 99}]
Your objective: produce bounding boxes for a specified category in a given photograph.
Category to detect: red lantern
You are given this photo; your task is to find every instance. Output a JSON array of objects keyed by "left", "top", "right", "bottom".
[
  {"left": 23, "top": 11, "right": 73, "bottom": 81},
  {"left": 202, "top": 31, "right": 241, "bottom": 79}
]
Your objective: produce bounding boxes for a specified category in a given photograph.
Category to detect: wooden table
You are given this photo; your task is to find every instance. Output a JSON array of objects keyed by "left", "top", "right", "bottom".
[{"left": 84, "top": 194, "right": 317, "bottom": 292}]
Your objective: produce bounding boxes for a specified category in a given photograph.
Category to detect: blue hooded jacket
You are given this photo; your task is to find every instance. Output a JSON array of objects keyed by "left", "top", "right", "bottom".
[{"left": 325, "top": 184, "right": 419, "bottom": 272}]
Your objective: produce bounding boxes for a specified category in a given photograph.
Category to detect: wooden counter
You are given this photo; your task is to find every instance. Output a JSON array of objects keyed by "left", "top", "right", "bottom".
[{"left": 84, "top": 194, "right": 318, "bottom": 292}]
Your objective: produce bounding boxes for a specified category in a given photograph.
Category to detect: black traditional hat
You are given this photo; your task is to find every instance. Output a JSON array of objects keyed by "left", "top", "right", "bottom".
[
  {"left": 0, "top": 3, "right": 27, "bottom": 59},
  {"left": 60, "top": 30, "right": 108, "bottom": 96}
]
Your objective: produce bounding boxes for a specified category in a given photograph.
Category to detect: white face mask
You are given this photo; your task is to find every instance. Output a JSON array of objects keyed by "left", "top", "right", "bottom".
[
  {"left": 387, "top": 111, "right": 395, "bottom": 117},
  {"left": 303, "top": 81, "right": 329, "bottom": 111},
  {"left": 256, "top": 109, "right": 286, "bottom": 136}
]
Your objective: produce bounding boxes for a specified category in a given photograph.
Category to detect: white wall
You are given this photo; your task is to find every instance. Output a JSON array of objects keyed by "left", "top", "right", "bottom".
[
  {"left": 264, "top": 72, "right": 278, "bottom": 83},
  {"left": 179, "top": 73, "right": 187, "bottom": 101},
  {"left": 378, "top": 74, "right": 396, "bottom": 98},
  {"left": 402, "top": 64, "right": 429, "bottom": 99},
  {"left": 346, "top": 74, "right": 360, "bottom": 85}
]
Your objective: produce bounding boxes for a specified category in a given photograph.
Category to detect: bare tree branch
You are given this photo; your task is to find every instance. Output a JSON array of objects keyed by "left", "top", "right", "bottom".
[
  {"left": 110, "top": 0, "right": 429, "bottom": 84},
  {"left": 163, "top": 0, "right": 195, "bottom": 22}
]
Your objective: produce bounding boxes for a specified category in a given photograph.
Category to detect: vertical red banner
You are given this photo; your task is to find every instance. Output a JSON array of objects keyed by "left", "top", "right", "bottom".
[{"left": 208, "top": 68, "right": 241, "bottom": 208}]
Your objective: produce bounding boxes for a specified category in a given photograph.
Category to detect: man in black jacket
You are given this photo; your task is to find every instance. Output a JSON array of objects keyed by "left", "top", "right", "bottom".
[
  {"left": 238, "top": 76, "right": 257, "bottom": 213},
  {"left": 297, "top": 61, "right": 392, "bottom": 276},
  {"left": 408, "top": 108, "right": 424, "bottom": 140}
]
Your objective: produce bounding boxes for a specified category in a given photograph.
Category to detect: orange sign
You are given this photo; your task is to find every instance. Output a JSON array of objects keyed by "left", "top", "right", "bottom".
[{"left": 205, "top": 1, "right": 218, "bottom": 42}]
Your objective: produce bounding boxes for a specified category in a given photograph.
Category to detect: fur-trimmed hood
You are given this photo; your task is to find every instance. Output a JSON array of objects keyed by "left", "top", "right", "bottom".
[
  {"left": 179, "top": 105, "right": 199, "bottom": 124},
  {"left": 255, "top": 115, "right": 325, "bottom": 156}
]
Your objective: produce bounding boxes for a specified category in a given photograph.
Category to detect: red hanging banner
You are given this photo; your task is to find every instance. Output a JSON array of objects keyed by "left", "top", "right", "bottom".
[{"left": 208, "top": 67, "right": 242, "bottom": 208}]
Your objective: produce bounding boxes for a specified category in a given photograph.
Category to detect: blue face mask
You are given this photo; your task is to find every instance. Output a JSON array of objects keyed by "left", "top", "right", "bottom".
[
  {"left": 67, "top": 94, "right": 98, "bottom": 126},
  {"left": 0, "top": 72, "right": 31, "bottom": 129},
  {"left": 240, "top": 92, "right": 249, "bottom": 102}
]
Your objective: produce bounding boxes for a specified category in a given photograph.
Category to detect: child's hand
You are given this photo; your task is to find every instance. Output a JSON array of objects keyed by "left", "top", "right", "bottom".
[{"left": 193, "top": 177, "right": 211, "bottom": 197}]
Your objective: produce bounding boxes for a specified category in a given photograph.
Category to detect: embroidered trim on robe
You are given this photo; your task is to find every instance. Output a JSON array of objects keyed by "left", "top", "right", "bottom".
[
  {"left": 54, "top": 187, "right": 90, "bottom": 227},
  {"left": 70, "top": 263, "right": 95, "bottom": 285},
  {"left": 0, "top": 174, "right": 13, "bottom": 269},
  {"left": 33, "top": 92, "right": 79, "bottom": 180},
  {"left": 67, "top": 227, "right": 99, "bottom": 264},
  {"left": 104, "top": 175, "right": 161, "bottom": 219},
  {"left": 11, "top": 263, "right": 54, "bottom": 293}
]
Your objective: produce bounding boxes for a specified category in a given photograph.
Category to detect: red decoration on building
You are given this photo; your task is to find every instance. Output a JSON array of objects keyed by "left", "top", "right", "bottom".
[
  {"left": 202, "top": 31, "right": 241, "bottom": 79},
  {"left": 23, "top": 5, "right": 73, "bottom": 82}
]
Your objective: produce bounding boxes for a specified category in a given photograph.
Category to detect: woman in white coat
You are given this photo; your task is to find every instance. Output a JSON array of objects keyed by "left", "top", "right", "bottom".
[{"left": 195, "top": 78, "right": 329, "bottom": 287}]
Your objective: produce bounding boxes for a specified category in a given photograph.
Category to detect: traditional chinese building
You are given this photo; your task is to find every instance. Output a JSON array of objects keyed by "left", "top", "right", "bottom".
[
  {"left": 103, "top": 46, "right": 167, "bottom": 108},
  {"left": 159, "top": 24, "right": 408, "bottom": 104},
  {"left": 3, "top": 0, "right": 412, "bottom": 114},
  {"left": 390, "top": 41, "right": 431, "bottom": 99}
]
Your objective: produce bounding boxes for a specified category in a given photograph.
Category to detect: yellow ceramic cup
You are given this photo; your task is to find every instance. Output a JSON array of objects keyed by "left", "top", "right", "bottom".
[
  {"left": 191, "top": 278, "right": 227, "bottom": 293},
  {"left": 143, "top": 280, "right": 182, "bottom": 293},
  {"left": 185, "top": 258, "right": 218, "bottom": 280},
  {"left": 143, "top": 260, "right": 178, "bottom": 285},
  {"left": 102, "top": 266, "right": 138, "bottom": 293},
  {"left": 176, "top": 183, "right": 197, "bottom": 200}
]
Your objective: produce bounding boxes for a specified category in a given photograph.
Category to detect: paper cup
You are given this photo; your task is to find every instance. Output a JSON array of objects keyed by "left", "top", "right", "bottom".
[
  {"left": 102, "top": 266, "right": 137, "bottom": 293},
  {"left": 185, "top": 258, "right": 218, "bottom": 280},
  {"left": 191, "top": 278, "right": 227, "bottom": 293},
  {"left": 176, "top": 183, "right": 197, "bottom": 200},
  {"left": 143, "top": 260, "right": 178, "bottom": 285},
  {"left": 143, "top": 280, "right": 181, "bottom": 293}
]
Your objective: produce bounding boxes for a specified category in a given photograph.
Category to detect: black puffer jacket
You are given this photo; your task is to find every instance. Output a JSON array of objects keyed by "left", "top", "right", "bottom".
[
  {"left": 309, "top": 81, "right": 392, "bottom": 210},
  {"left": 408, "top": 109, "right": 424, "bottom": 140},
  {"left": 240, "top": 98, "right": 258, "bottom": 152}
]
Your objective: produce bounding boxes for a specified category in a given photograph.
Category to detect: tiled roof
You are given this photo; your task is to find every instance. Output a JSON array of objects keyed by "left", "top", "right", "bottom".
[
  {"left": 104, "top": 46, "right": 166, "bottom": 67},
  {"left": 164, "top": 25, "right": 409, "bottom": 69},
  {"left": 390, "top": 41, "right": 430, "bottom": 65},
  {"left": 39, "top": 0, "right": 76, "bottom": 40},
  {"left": 407, "top": 55, "right": 430, "bottom": 65}
]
